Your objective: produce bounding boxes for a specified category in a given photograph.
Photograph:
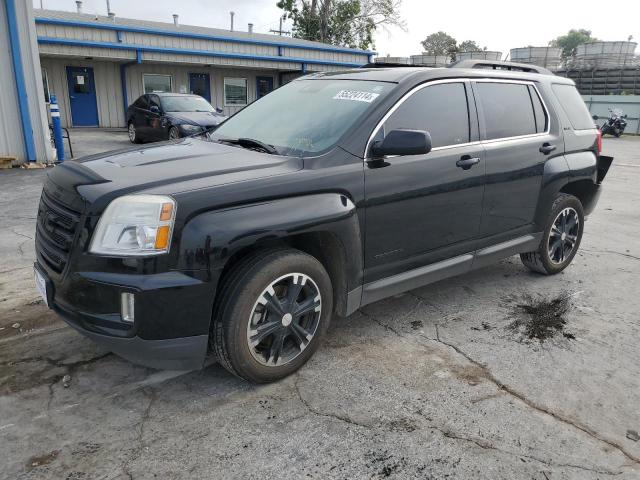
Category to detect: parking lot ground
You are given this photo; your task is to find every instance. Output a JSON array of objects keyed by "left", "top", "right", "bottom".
[
  {"left": 64, "top": 128, "right": 131, "bottom": 159},
  {"left": 1, "top": 137, "right": 639, "bottom": 479}
]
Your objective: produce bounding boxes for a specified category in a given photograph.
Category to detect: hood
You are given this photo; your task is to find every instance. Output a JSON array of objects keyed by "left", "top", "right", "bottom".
[
  {"left": 47, "top": 138, "right": 302, "bottom": 213},
  {"left": 167, "top": 111, "right": 226, "bottom": 127}
]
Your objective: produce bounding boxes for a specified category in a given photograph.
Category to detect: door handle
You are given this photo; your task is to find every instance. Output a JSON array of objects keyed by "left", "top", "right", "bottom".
[
  {"left": 456, "top": 156, "right": 480, "bottom": 170},
  {"left": 539, "top": 143, "right": 557, "bottom": 155}
]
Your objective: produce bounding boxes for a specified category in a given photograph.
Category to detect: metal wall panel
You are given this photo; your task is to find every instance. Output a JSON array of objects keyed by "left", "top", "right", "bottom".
[
  {"left": 40, "top": 57, "right": 124, "bottom": 129},
  {"left": 1, "top": 1, "right": 53, "bottom": 163},
  {"left": 0, "top": 1, "right": 24, "bottom": 162},
  {"left": 125, "top": 63, "right": 279, "bottom": 117}
]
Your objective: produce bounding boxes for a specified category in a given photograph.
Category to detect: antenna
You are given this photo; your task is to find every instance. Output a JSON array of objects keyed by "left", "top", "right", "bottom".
[{"left": 270, "top": 15, "right": 290, "bottom": 36}]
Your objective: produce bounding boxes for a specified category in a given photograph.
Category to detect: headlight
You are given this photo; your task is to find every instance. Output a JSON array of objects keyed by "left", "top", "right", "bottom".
[
  {"left": 179, "top": 124, "right": 203, "bottom": 133},
  {"left": 89, "top": 195, "right": 176, "bottom": 256}
]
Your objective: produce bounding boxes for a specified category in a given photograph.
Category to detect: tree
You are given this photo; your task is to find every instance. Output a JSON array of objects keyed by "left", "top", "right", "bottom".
[
  {"left": 457, "top": 40, "right": 481, "bottom": 52},
  {"left": 550, "top": 29, "right": 599, "bottom": 60},
  {"left": 277, "top": 0, "right": 405, "bottom": 50},
  {"left": 420, "top": 31, "right": 457, "bottom": 59}
]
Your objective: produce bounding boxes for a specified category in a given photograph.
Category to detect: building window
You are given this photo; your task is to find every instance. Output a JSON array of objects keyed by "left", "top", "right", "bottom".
[
  {"left": 224, "top": 77, "right": 247, "bottom": 106},
  {"left": 143, "top": 74, "right": 172, "bottom": 94},
  {"left": 42, "top": 68, "right": 50, "bottom": 103}
]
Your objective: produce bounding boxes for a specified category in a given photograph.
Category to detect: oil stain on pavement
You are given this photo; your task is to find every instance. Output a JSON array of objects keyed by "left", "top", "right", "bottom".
[{"left": 506, "top": 291, "right": 577, "bottom": 342}]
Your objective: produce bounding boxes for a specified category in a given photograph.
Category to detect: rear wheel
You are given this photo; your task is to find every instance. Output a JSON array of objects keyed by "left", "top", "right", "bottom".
[
  {"left": 520, "top": 193, "right": 584, "bottom": 275},
  {"left": 211, "top": 249, "right": 333, "bottom": 383},
  {"left": 128, "top": 122, "right": 141, "bottom": 144}
]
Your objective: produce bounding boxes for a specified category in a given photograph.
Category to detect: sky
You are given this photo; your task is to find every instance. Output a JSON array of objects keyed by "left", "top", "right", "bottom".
[{"left": 34, "top": 0, "right": 640, "bottom": 58}]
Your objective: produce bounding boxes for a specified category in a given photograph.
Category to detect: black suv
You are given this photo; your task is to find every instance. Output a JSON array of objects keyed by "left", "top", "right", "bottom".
[{"left": 34, "top": 60, "right": 612, "bottom": 383}]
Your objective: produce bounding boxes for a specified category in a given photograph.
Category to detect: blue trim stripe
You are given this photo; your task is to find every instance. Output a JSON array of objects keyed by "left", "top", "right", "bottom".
[
  {"left": 35, "top": 17, "right": 376, "bottom": 57},
  {"left": 37, "top": 37, "right": 366, "bottom": 68},
  {"left": 7, "top": 0, "right": 37, "bottom": 161}
]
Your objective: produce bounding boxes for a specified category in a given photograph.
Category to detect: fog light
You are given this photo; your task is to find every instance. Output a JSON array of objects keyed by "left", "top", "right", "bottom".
[{"left": 121, "top": 292, "right": 135, "bottom": 323}]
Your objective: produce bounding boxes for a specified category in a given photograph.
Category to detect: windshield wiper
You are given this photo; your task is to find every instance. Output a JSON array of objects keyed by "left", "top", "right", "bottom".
[{"left": 218, "top": 137, "right": 279, "bottom": 155}]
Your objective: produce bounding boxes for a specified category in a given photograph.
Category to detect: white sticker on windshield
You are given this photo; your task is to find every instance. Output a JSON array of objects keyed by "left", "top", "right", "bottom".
[{"left": 333, "top": 90, "right": 380, "bottom": 103}]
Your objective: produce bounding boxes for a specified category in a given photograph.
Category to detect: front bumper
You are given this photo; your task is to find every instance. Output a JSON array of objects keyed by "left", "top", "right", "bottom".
[
  {"left": 37, "top": 262, "right": 218, "bottom": 370},
  {"left": 59, "top": 306, "right": 208, "bottom": 370}
]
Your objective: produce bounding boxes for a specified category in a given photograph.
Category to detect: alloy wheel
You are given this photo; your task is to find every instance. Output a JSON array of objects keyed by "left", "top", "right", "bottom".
[
  {"left": 128, "top": 124, "right": 136, "bottom": 142},
  {"left": 169, "top": 127, "right": 180, "bottom": 140},
  {"left": 246, "top": 273, "right": 322, "bottom": 367},
  {"left": 548, "top": 207, "right": 580, "bottom": 264}
]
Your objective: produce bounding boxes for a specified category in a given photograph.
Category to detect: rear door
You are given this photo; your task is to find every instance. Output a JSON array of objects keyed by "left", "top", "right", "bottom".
[
  {"left": 364, "top": 80, "right": 485, "bottom": 282},
  {"left": 472, "top": 80, "right": 560, "bottom": 245},
  {"left": 132, "top": 95, "right": 150, "bottom": 139}
]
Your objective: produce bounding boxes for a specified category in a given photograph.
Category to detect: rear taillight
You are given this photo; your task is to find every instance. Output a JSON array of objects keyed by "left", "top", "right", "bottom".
[{"left": 596, "top": 129, "right": 602, "bottom": 154}]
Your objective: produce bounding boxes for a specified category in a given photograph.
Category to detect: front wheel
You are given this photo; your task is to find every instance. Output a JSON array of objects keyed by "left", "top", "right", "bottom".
[
  {"left": 168, "top": 126, "right": 180, "bottom": 140},
  {"left": 211, "top": 249, "right": 333, "bottom": 383},
  {"left": 520, "top": 193, "right": 584, "bottom": 275}
]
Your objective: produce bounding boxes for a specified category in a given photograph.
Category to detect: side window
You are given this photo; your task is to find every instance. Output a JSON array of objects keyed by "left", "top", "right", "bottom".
[
  {"left": 382, "top": 82, "right": 470, "bottom": 148},
  {"left": 134, "top": 96, "right": 149, "bottom": 109},
  {"left": 551, "top": 84, "right": 594, "bottom": 130},
  {"left": 475, "top": 82, "right": 537, "bottom": 140},
  {"left": 148, "top": 95, "right": 161, "bottom": 110},
  {"left": 528, "top": 85, "right": 548, "bottom": 133}
]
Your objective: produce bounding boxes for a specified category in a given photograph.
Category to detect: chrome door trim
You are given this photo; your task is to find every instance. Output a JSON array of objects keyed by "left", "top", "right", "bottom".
[{"left": 364, "top": 77, "right": 552, "bottom": 160}]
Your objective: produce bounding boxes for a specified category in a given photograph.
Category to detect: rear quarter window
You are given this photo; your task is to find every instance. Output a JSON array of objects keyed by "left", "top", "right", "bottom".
[{"left": 551, "top": 84, "right": 595, "bottom": 130}]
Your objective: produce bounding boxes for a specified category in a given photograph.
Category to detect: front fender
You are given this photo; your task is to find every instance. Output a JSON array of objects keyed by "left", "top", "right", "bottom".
[{"left": 176, "top": 192, "right": 363, "bottom": 298}]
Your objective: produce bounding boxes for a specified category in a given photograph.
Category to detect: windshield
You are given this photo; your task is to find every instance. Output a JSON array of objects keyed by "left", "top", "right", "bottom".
[
  {"left": 161, "top": 96, "right": 214, "bottom": 113},
  {"left": 211, "top": 79, "right": 392, "bottom": 156}
]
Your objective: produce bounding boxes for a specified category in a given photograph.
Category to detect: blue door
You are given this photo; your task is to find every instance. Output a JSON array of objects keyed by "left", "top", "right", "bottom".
[
  {"left": 189, "top": 73, "right": 211, "bottom": 102},
  {"left": 66, "top": 66, "right": 99, "bottom": 126},
  {"left": 256, "top": 76, "right": 274, "bottom": 99}
]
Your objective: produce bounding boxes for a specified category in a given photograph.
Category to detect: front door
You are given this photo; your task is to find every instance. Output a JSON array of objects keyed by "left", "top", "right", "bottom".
[
  {"left": 189, "top": 73, "right": 211, "bottom": 102},
  {"left": 66, "top": 66, "right": 99, "bottom": 126},
  {"left": 364, "top": 80, "right": 485, "bottom": 283},
  {"left": 256, "top": 76, "right": 274, "bottom": 99}
]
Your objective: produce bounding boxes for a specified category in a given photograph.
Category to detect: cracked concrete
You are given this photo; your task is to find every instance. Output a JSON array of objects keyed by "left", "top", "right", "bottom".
[{"left": 0, "top": 137, "right": 639, "bottom": 479}]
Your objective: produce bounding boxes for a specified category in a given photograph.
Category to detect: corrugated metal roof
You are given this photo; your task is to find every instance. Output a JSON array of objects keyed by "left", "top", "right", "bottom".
[{"left": 35, "top": 9, "right": 373, "bottom": 55}]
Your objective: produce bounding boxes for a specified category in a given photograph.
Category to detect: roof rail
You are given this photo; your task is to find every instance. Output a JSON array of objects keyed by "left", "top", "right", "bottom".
[{"left": 449, "top": 59, "right": 553, "bottom": 75}]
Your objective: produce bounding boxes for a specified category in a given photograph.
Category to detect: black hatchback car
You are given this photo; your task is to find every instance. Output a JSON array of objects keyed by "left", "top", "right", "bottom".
[
  {"left": 35, "top": 60, "right": 612, "bottom": 383},
  {"left": 126, "top": 93, "right": 226, "bottom": 143}
]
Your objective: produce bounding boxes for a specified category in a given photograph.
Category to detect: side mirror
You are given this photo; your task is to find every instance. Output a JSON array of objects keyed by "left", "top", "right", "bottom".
[
  {"left": 592, "top": 114, "right": 599, "bottom": 120},
  {"left": 150, "top": 105, "right": 160, "bottom": 114},
  {"left": 370, "top": 129, "right": 432, "bottom": 158},
  {"left": 215, "top": 107, "right": 224, "bottom": 114}
]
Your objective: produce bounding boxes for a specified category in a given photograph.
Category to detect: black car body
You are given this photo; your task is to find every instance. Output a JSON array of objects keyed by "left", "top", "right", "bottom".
[
  {"left": 126, "top": 93, "right": 226, "bottom": 143},
  {"left": 35, "top": 61, "right": 613, "bottom": 382}
]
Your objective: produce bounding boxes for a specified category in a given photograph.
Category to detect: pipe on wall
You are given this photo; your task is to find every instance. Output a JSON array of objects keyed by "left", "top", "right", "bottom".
[{"left": 120, "top": 49, "right": 143, "bottom": 120}]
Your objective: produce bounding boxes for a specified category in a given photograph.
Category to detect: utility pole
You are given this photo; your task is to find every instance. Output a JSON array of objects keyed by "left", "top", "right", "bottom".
[{"left": 269, "top": 15, "right": 290, "bottom": 36}]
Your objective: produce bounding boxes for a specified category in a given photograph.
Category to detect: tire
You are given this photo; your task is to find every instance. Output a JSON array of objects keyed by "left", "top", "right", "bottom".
[
  {"left": 613, "top": 128, "right": 621, "bottom": 138},
  {"left": 128, "top": 122, "right": 142, "bottom": 144},
  {"left": 520, "top": 193, "right": 584, "bottom": 275},
  {"left": 168, "top": 126, "right": 180, "bottom": 140},
  {"left": 211, "top": 248, "right": 333, "bottom": 383}
]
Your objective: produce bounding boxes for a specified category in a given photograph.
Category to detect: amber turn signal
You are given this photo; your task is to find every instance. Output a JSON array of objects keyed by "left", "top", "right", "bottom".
[{"left": 154, "top": 225, "right": 170, "bottom": 249}]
